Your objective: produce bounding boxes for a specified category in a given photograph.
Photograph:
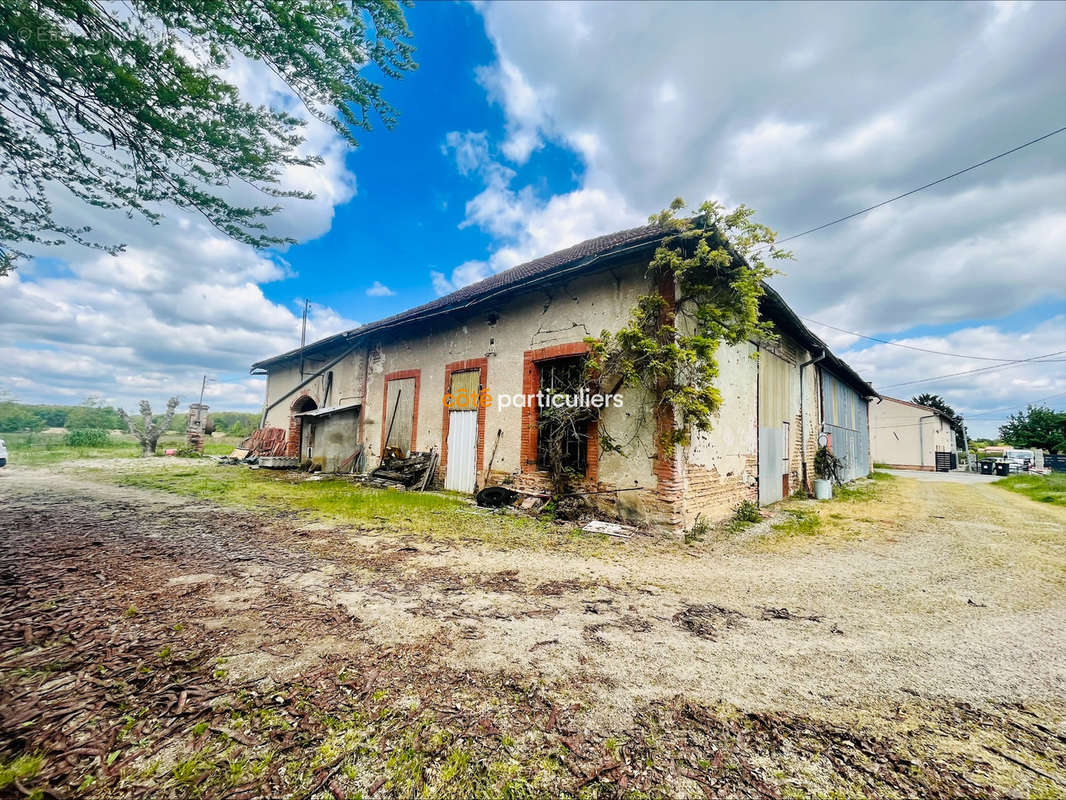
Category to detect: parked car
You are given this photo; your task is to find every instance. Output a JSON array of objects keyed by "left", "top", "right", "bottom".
[
  {"left": 1003, "top": 449, "right": 1035, "bottom": 473},
  {"left": 0, "top": 438, "right": 6, "bottom": 468}
]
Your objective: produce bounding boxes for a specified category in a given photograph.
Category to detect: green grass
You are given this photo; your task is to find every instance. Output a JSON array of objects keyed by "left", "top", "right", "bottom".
[
  {"left": 995, "top": 472, "right": 1066, "bottom": 507},
  {"left": 0, "top": 754, "right": 44, "bottom": 791},
  {"left": 832, "top": 471, "right": 894, "bottom": 502},
  {"left": 3, "top": 432, "right": 242, "bottom": 466},
  {"left": 95, "top": 462, "right": 591, "bottom": 549},
  {"left": 770, "top": 508, "right": 822, "bottom": 536}
]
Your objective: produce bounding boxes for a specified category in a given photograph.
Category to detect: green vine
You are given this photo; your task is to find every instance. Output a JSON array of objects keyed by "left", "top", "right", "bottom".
[{"left": 587, "top": 198, "right": 791, "bottom": 456}]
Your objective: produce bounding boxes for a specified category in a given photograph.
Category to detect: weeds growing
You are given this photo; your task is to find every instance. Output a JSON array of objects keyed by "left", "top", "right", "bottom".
[{"left": 995, "top": 472, "right": 1066, "bottom": 508}]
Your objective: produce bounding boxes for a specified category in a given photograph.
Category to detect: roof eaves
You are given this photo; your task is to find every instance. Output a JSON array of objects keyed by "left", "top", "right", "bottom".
[
  {"left": 878, "top": 395, "right": 954, "bottom": 421},
  {"left": 758, "top": 284, "right": 878, "bottom": 399},
  {"left": 251, "top": 224, "right": 667, "bottom": 371}
]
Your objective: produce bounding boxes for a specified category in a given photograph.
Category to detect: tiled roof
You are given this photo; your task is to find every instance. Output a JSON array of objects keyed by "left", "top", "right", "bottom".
[
  {"left": 249, "top": 223, "right": 876, "bottom": 398},
  {"left": 251, "top": 224, "right": 665, "bottom": 370}
]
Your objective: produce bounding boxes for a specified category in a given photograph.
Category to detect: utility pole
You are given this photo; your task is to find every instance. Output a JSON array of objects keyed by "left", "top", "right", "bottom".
[
  {"left": 198, "top": 374, "right": 208, "bottom": 408},
  {"left": 299, "top": 299, "right": 310, "bottom": 378},
  {"left": 961, "top": 422, "right": 971, "bottom": 471}
]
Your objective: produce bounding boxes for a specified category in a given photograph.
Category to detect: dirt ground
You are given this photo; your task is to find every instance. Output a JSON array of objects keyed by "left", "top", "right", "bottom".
[{"left": 2, "top": 465, "right": 1066, "bottom": 799}]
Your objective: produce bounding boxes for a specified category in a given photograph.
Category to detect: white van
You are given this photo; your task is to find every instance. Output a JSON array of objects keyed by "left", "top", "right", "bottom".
[
  {"left": 1003, "top": 449, "right": 1034, "bottom": 472},
  {"left": 0, "top": 438, "right": 6, "bottom": 467}
]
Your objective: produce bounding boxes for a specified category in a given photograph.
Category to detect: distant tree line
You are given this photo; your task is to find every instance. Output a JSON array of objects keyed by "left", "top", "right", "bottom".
[{"left": 0, "top": 400, "right": 259, "bottom": 436}]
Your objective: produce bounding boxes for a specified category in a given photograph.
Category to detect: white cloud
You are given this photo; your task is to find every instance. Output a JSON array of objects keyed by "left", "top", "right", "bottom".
[
  {"left": 476, "top": 58, "right": 548, "bottom": 164},
  {"left": 438, "top": 0, "right": 1066, "bottom": 421},
  {"left": 830, "top": 316, "right": 1066, "bottom": 439},
  {"left": 470, "top": 0, "right": 1066, "bottom": 322},
  {"left": 0, "top": 55, "right": 361, "bottom": 412},
  {"left": 366, "top": 281, "right": 395, "bottom": 297}
]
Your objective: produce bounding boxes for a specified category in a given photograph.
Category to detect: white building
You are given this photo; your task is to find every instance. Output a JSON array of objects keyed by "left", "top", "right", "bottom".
[{"left": 870, "top": 396, "right": 956, "bottom": 471}]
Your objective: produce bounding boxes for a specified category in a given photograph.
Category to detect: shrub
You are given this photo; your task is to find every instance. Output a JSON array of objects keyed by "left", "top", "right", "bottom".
[
  {"left": 684, "top": 514, "right": 712, "bottom": 543},
  {"left": 733, "top": 499, "right": 761, "bottom": 523},
  {"left": 814, "top": 445, "right": 844, "bottom": 484},
  {"left": 64, "top": 428, "right": 110, "bottom": 447}
]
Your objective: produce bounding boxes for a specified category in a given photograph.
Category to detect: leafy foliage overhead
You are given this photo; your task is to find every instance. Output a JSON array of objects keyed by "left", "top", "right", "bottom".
[{"left": 0, "top": 0, "right": 415, "bottom": 274}]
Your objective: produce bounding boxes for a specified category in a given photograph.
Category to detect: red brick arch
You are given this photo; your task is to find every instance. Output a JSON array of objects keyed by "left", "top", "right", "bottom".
[{"left": 286, "top": 394, "right": 317, "bottom": 458}]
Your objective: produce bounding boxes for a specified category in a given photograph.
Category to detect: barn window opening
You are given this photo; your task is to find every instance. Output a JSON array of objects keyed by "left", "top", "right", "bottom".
[{"left": 536, "top": 355, "right": 590, "bottom": 474}]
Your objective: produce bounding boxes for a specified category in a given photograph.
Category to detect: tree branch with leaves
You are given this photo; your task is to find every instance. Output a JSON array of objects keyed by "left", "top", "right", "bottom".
[
  {"left": 587, "top": 199, "right": 790, "bottom": 455},
  {"left": 0, "top": 0, "right": 416, "bottom": 274}
]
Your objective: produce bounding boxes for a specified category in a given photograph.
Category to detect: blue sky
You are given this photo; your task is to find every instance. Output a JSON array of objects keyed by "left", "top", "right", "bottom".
[{"left": 2, "top": 1, "right": 1065, "bottom": 439}]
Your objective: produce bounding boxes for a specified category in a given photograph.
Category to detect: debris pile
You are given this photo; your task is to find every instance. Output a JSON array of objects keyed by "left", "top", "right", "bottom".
[
  {"left": 361, "top": 450, "right": 438, "bottom": 490},
  {"left": 673, "top": 603, "right": 744, "bottom": 640},
  {"left": 214, "top": 428, "right": 292, "bottom": 467},
  {"left": 241, "top": 427, "right": 288, "bottom": 457}
]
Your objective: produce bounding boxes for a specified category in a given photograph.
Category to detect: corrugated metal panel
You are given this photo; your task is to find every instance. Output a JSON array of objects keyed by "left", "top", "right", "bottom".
[
  {"left": 445, "top": 410, "right": 478, "bottom": 492},
  {"left": 759, "top": 351, "right": 791, "bottom": 425},
  {"left": 384, "top": 377, "right": 415, "bottom": 455},
  {"left": 821, "top": 370, "right": 870, "bottom": 482},
  {"left": 759, "top": 350, "right": 792, "bottom": 505}
]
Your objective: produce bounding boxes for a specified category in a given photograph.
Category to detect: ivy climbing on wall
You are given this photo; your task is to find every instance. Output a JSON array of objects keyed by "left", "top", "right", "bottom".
[{"left": 588, "top": 198, "right": 792, "bottom": 455}]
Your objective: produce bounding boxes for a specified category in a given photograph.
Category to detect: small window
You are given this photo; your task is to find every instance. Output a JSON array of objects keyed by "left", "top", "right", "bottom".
[{"left": 535, "top": 356, "right": 590, "bottom": 474}]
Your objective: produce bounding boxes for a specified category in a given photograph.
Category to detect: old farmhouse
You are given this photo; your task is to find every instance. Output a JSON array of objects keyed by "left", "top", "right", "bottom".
[
  {"left": 251, "top": 225, "right": 877, "bottom": 530},
  {"left": 870, "top": 396, "right": 958, "bottom": 471}
]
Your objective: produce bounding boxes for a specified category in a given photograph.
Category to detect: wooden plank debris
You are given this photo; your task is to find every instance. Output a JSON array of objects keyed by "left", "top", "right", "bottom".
[{"left": 581, "top": 520, "right": 634, "bottom": 538}]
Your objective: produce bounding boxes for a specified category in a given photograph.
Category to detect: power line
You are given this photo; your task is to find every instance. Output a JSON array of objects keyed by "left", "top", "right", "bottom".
[
  {"left": 773, "top": 123, "right": 1066, "bottom": 247},
  {"left": 800, "top": 317, "right": 1036, "bottom": 361},
  {"left": 964, "top": 390, "right": 1066, "bottom": 419},
  {"left": 879, "top": 350, "right": 1066, "bottom": 390}
]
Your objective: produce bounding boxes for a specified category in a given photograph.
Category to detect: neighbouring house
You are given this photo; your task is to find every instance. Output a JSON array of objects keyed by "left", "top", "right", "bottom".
[
  {"left": 251, "top": 225, "right": 876, "bottom": 530},
  {"left": 870, "top": 396, "right": 957, "bottom": 471}
]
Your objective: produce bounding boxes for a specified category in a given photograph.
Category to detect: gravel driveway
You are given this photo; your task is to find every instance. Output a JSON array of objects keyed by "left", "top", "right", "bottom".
[{"left": 1, "top": 465, "right": 1064, "bottom": 798}]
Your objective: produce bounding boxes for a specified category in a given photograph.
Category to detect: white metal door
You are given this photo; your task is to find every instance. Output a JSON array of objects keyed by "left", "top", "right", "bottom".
[
  {"left": 759, "top": 350, "right": 792, "bottom": 505},
  {"left": 445, "top": 410, "right": 478, "bottom": 492}
]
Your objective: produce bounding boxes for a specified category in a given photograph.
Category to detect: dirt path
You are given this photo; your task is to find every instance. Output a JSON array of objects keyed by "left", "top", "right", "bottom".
[{"left": 2, "top": 467, "right": 1065, "bottom": 798}]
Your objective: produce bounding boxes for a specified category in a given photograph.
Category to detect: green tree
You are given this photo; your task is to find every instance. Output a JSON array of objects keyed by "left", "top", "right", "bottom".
[
  {"left": 0, "top": 402, "right": 45, "bottom": 432},
  {"left": 65, "top": 404, "right": 121, "bottom": 430},
  {"left": 999, "top": 405, "right": 1066, "bottom": 453},
  {"left": 0, "top": 0, "right": 415, "bottom": 274},
  {"left": 912, "top": 393, "right": 967, "bottom": 448}
]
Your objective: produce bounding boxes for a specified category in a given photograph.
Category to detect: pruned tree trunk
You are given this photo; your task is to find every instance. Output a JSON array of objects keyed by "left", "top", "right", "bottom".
[{"left": 118, "top": 397, "right": 180, "bottom": 457}]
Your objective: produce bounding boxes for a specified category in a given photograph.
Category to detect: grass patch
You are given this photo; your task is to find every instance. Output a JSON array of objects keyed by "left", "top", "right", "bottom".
[
  {"left": 770, "top": 509, "right": 822, "bottom": 536},
  {"left": 94, "top": 462, "right": 593, "bottom": 550},
  {"left": 0, "top": 754, "right": 44, "bottom": 791},
  {"left": 832, "top": 471, "right": 894, "bottom": 502},
  {"left": 995, "top": 472, "right": 1066, "bottom": 507},
  {"left": 4, "top": 432, "right": 242, "bottom": 466},
  {"left": 756, "top": 473, "right": 898, "bottom": 550}
]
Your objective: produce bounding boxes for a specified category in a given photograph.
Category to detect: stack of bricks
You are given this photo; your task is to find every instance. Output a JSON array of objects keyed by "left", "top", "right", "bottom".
[{"left": 186, "top": 403, "right": 208, "bottom": 453}]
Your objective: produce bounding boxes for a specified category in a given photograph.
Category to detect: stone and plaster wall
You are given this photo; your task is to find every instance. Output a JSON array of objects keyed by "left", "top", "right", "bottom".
[{"left": 258, "top": 259, "right": 860, "bottom": 530}]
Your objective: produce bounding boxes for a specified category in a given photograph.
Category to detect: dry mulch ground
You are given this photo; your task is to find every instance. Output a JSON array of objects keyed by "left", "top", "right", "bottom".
[{"left": 1, "top": 467, "right": 1066, "bottom": 798}]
